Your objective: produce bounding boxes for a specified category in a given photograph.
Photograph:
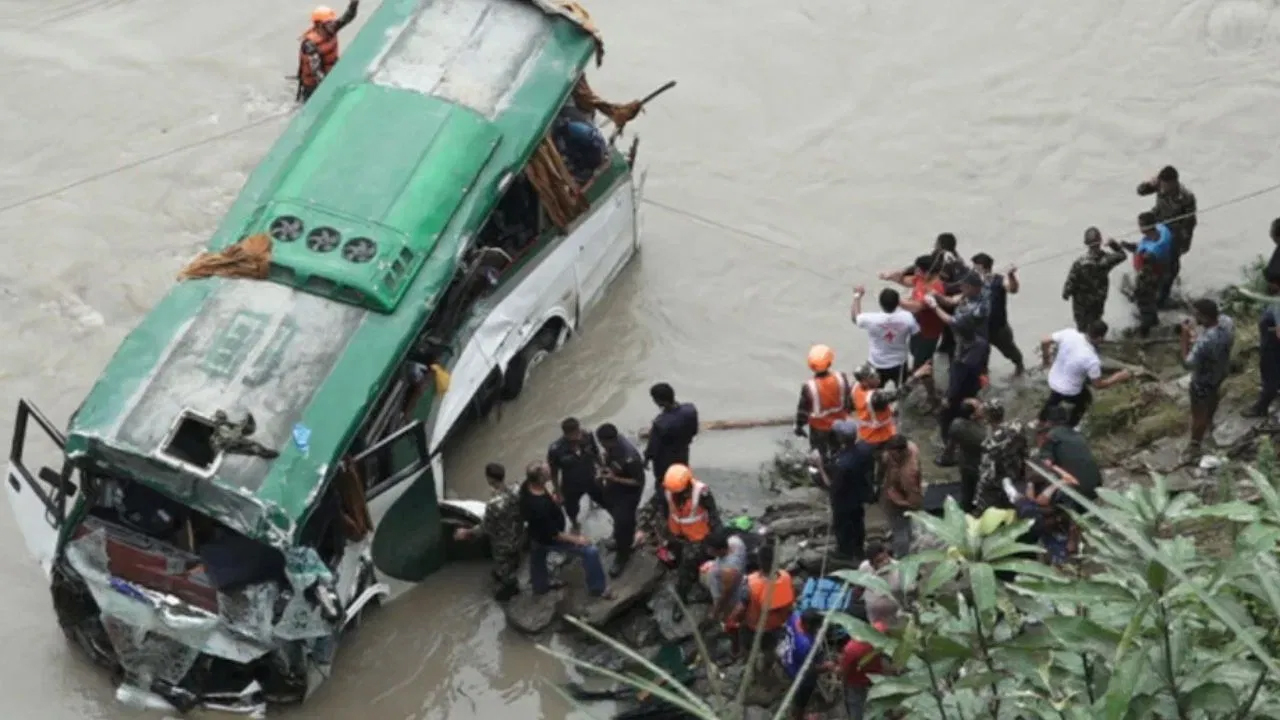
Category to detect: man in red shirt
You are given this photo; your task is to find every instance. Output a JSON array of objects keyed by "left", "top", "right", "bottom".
[
  {"left": 882, "top": 254, "right": 946, "bottom": 409},
  {"left": 840, "top": 620, "right": 890, "bottom": 720}
]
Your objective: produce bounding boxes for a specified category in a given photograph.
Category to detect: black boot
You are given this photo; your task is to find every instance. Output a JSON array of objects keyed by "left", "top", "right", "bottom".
[
  {"left": 934, "top": 444, "right": 957, "bottom": 467},
  {"left": 1243, "top": 404, "right": 1270, "bottom": 419},
  {"left": 609, "top": 552, "right": 630, "bottom": 578}
]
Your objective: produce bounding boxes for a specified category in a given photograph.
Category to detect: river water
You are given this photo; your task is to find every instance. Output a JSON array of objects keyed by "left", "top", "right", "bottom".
[{"left": 2, "top": 0, "right": 1280, "bottom": 717}]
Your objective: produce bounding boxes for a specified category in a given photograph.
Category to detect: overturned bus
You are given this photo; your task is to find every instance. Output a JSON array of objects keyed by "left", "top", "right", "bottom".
[{"left": 5, "top": 0, "right": 656, "bottom": 713}]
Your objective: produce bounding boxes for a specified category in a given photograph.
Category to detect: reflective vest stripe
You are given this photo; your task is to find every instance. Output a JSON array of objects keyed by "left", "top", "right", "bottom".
[
  {"left": 665, "top": 481, "right": 710, "bottom": 541},
  {"left": 852, "top": 384, "right": 896, "bottom": 442},
  {"left": 806, "top": 373, "right": 850, "bottom": 431}
]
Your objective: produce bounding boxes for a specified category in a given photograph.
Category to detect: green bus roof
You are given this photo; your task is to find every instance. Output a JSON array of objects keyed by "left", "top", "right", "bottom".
[{"left": 63, "top": 0, "right": 598, "bottom": 545}]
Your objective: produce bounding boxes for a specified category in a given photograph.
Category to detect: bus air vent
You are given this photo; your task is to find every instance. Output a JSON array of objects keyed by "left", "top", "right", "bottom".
[
  {"left": 269, "top": 216, "right": 304, "bottom": 242},
  {"left": 342, "top": 237, "right": 378, "bottom": 264},
  {"left": 306, "top": 227, "right": 342, "bottom": 253}
]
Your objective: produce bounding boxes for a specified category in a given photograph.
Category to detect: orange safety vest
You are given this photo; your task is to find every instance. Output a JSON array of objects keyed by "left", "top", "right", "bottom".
[
  {"left": 804, "top": 372, "right": 850, "bottom": 432},
  {"left": 852, "top": 384, "right": 896, "bottom": 444},
  {"left": 666, "top": 480, "right": 711, "bottom": 542},
  {"left": 299, "top": 28, "right": 340, "bottom": 89},
  {"left": 744, "top": 570, "right": 796, "bottom": 632}
]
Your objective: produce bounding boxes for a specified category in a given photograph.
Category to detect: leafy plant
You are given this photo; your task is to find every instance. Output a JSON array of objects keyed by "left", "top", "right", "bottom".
[{"left": 543, "top": 465, "right": 1280, "bottom": 719}]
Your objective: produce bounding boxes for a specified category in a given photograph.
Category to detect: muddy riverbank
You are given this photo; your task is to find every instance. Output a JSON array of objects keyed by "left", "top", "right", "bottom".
[{"left": 499, "top": 267, "right": 1280, "bottom": 719}]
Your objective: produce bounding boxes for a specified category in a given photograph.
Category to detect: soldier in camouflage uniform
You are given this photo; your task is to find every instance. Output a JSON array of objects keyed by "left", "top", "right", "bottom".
[
  {"left": 1061, "top": 227, "right": 1128, "bottom": 332},
  {"left": 454, "top": 463, "right": 525, "bottom": 600},
  {"left": 1138, "top": 165, "right": 1197, "bottom": 307},
  {"left": 974, "top": 401, "right": 1031, "bottom": 513}
]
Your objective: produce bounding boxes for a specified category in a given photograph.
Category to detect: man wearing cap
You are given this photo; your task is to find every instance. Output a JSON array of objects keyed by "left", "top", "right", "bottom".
[
  {"left": 1138, "top": 165, "right": 1197, "bottom": 307},
  {"left": 1062, "top": 227, "right": 1128, "bottom": 332},
  {"left": 815, "top": 420, "right": 875, "bottom": 559},
  {"left": 851, "top": 362, "right": 932, "bottom": 480},
  {"left": 928, "top": 271, "right": 991, "bottom": 354},
  {"left": 653, "top": 464, "right": 724, "bottom": 599}
]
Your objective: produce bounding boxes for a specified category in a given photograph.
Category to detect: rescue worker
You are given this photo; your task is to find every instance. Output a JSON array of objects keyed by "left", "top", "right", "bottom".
[
  {"left": 703, "top": 528, "right": 750, "bottom": 625},
  {"left": 793, "top": 344, "right": 852, "bottom": 460},
  {"left": 813, "top": 419, "right": 874, "bottom": 559},
  {"left": 947, "top": 398, "right": 988, "bottom": 511},
  {"left": 1180, "top": 299, "right": 1235, "bottom": 460},
  {"left": 726, "top": 543, "right": 795, "bottom": 658},
  {"left": 974, "top": 401, "right": 1032, "bottom": 513},
  {"left": 928, "top": 318, "right": 990, "bottom": 466},
  {"left": 297, "top": 2, "right": 360, "bottom": 103},
  {"left": 453, "top": 463, "right": 524, "bottom": 601},
  {"left": 851, "top": 362, "right": 930, "bottom": 480},
  {"left": 552, "top": 106, "right": 609, "bottom": 184},
  {"left": 882, "top": 235, "right": 967, "bottom": 362},
  {"left": 930, "top": 271, "right": 991, "bottom": 354},
  {"left": 596, "top": 423, "right": 646, "bottom": 577},
  {"left": 547, "top": 418, "right": 605, "bottom": 532},
  {"left": 655, "top": 464, "right": 723, "bottom": 600},
  {"left": 894, "top": 253, "right": 948, "bottom": 408},
  {"left": 644, "top": 382, "right": 699, "bottom": 484},
  {"left": 1120, "top": 212, "right": 1174, "bottom": 337},
  {"left": 970, "top": 253, "right": 1025, "bottom": 375},
  {"left": 1137, "top": 165, "right": 1197, "bottom": 307},
  {"left": 1062, "top": 227, "right": 1128, "bottom": 332},
  {"left": 777, "top": 609, "right": 831, "bottom": 720},
  {"left": 1244, "top": 270, "right": 1280, "bottom": 418}
]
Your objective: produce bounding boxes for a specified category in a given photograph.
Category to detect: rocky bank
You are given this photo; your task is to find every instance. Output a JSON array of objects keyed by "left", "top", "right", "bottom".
[{"left": 499, "top": 269, "right": 1280, "bottom": 718}]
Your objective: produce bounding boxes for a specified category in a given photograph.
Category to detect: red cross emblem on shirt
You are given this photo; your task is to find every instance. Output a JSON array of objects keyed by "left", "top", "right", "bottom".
[{"left": 883, "top": 330, "right": 896, "bottom": 342}]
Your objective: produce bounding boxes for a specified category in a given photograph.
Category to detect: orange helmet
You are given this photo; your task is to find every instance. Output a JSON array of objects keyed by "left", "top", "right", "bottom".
[
  {"left": 312, "top": 5, "right": 337, "bottom": 23},
  {"left": 807, "top": 344, "right": 834, "bottom": 373},
  {"left": 663, "top": 464, "right": 694, "bottom": 493}
]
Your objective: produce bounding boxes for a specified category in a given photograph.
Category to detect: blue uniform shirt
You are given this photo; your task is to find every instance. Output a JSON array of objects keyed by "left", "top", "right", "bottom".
[
  {"left": 1136, "top": 223, "right": 1174, "bottom": 264},
  {"left": 776, "top": 611, "right": 817, "bottom": 679}
]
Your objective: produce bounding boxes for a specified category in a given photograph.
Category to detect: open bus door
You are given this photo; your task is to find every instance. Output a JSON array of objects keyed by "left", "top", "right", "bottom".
[
  {"left": 355, "top": 419, "right": 450, "bottom": 584},
  {"left": 5, "top": 399, "right": 78, "bottom": 577}
]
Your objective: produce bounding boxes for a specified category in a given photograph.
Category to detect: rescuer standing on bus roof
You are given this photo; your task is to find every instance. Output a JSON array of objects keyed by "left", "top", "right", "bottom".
[{"left": 297, "top": 2, "right": 360, "bottom": 103}]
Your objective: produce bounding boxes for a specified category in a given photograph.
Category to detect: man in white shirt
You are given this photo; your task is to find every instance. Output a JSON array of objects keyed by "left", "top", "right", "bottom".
[
  {"left": 1037, "top": 320, "right": 1132, "bottom": 427},
  {"left": 852, "top": 286, "right": 920, "bottom": 388}
]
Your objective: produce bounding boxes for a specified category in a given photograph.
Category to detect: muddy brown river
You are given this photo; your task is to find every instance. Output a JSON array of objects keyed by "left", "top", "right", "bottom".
[{"left": 3, "top": 0, "right": 1280, "bottom": 717}]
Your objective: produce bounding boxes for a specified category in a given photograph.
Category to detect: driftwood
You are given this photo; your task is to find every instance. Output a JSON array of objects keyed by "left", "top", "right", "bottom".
[
  {"left": 1097, "top": 355, "right": 1160, "bottom": 381},
  {"left": 636, "top": 416, "right": 792, "bottom": 440}
]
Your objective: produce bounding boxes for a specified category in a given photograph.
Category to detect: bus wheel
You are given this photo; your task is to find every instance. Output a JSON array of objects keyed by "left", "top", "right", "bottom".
[{"left": 500, "top": 328, "right": 559, "bottom": 401}]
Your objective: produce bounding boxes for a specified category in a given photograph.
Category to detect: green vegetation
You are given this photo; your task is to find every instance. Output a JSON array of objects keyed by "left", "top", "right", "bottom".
[
  {"left": 555, "top": 458, "right": 1280, "bottom": 718},
  {"left": 553, "top": 270, "right": 1280, "bottom": 719}
]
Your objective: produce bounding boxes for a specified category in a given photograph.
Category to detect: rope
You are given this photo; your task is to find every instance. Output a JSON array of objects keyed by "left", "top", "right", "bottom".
[
  {"left": 643, "top": 178, "right": 1280, "bottom": 284},
  {"left": 0, "top": 110, "right": 293, "bottom": 216},
  {"left": 3, "top": 99, "right": 1274, "bottom": 290},
  {"left": 1013, "top": 179, "right": 1280, "bottom": 270},
  {"left": 640, "top": 197, "right": 857, "bottom": 285}
]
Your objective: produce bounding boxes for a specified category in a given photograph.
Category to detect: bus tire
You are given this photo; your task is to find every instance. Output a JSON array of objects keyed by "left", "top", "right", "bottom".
[{"left": 500, "top": 328, "right": 559, "bottom": 401}]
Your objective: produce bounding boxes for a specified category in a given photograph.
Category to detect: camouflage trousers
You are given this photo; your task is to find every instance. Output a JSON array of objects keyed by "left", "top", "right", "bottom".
[
  {"left": 1133, "top": 271, "right": 1162, "bottom": 334},
  {"left": 1071, "top": 299, "right": 1105, "bottom": 333},
  {"left": 672, "top": 539, "right": 709, "bottom": 602},
  {"left": 491, "top": 546, "right": 522, "bottom": 597}
]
